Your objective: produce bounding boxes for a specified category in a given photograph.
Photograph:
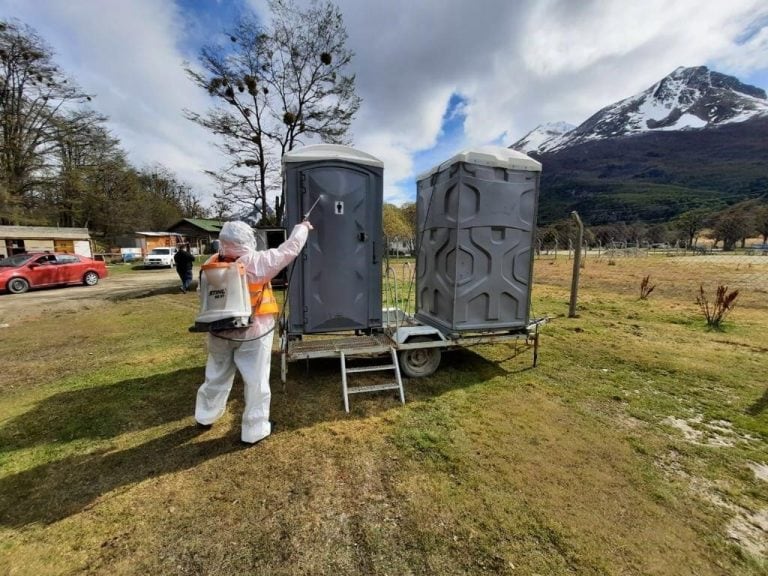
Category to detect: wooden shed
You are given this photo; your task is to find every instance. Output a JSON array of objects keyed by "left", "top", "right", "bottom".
[
  {"left": 0, "top": 226, "right": 93, "bottom": 259},
  {"left": 133, "top": 232, "right": 184, "bottom": 254},
  {"left": 167, "top": 218, "right": 224, "bottom": 255}
]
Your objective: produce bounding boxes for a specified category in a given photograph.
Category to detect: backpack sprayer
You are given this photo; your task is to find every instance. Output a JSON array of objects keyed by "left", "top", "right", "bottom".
[
  {"left": 189, "top": 195, "right": 325, "bottom": 333},
  {"left": 189, "top": 258, "right": 252, "bottom": 332}
]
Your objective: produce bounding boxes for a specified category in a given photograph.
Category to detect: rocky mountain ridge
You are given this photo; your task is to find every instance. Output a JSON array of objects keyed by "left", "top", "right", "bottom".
[{"left": 512, "top": 66, "right": 768, "bottom": 155}]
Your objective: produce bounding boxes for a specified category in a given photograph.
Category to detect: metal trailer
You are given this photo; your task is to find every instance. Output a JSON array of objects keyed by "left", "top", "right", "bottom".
[
  {"left": 278, "top": 146, "right": 546, "bottom": 411},
  {"left": 279, "top": 300, "right": 547, "bottom": 412}
]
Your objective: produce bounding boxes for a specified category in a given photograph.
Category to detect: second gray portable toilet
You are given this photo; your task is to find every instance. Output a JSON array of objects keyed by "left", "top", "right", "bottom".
[
  {"left": 415, "top": 146, "right": 541, "bottom": 334},
  {"left": 283, "top": 144, "right": 384, "bottom": 336}
]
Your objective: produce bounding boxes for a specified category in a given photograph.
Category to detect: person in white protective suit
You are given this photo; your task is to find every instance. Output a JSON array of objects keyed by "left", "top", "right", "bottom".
[{"left": 195, "top": 219, "right": 313, "bottom": 444}]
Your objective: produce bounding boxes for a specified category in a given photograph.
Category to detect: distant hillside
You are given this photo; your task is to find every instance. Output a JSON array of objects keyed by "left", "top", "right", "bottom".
[
  {"left": 534, "top": 116, "right": 768, "bottom": 225},
  {"left": 509, "top": 66, "right": 768, "bottom": 225}
]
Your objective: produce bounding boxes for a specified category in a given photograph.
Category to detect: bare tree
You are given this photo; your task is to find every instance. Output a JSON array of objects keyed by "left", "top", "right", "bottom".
[
  {"left": 755, "top": 204, "right": 768, "bottom": 245},
  {"left": 48, "top": 109, "right": 111, "bottom": 227},
  {"left": 714, "top": 213, "right": 750, "bottom": 251},
  {"left": 185, "top": 20, "right": 274, "bottom": 223},
  {"left": 185, "top": 0, "right": 361, "bottom": 224},
  {"left": 674, "top": 208, "right": 710, "bottom": 248},
  {"left": 0, "top": 20, "right": 91, "bottom": 224}
]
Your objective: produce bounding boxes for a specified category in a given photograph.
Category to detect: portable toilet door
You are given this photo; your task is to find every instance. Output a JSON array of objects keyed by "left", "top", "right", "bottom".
[{"left": 283, "top": 144, "right": 384, "bottom": 335}]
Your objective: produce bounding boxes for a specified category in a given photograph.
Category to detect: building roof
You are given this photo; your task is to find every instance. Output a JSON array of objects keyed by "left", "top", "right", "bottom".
[
  {"left": 0, "top": 225, "right": 91, "bottom": 240},
  {"left": 135, "top": 231, "right": 183, "bottom": 237},
  {"left": 168, "top": 218, "right": 225, "bottom": 233}
]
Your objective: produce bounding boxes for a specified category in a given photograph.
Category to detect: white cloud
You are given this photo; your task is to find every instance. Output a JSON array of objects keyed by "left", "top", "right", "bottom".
[
  {"left": 334, "top": 0, "right": 768, "bottom": 202},
  {"left": 2, "top": 0, "right": 767, "bottom": 209},
  {"left": 715, "top": 14, "right": 768, "bottom": 73}
]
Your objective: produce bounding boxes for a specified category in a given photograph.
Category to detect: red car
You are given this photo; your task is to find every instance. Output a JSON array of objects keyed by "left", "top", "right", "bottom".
[{"left": 0, "top": 252, "right": 108, "bottom": 294}]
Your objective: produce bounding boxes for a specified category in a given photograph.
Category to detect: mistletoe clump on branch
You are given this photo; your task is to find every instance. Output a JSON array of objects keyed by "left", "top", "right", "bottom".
[{"left": 185, "top": 0, "right": 361, "bottom": 225}]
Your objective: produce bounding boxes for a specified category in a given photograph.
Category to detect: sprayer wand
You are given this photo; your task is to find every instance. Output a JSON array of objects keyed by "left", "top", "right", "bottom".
[{"left": 303, "top": 194, "right": 325, "bottom": 220}]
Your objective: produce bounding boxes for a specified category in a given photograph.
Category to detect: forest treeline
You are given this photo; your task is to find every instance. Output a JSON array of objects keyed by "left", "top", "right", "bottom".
[
  {"left": 0, "top": 19, "right": 207, "bottom": 245},
  {"left": 539, "top": 198, "right": 768, "bottom": 251},
  {"left": 382, "top": 197, "right": 768, "bottom": 254}
]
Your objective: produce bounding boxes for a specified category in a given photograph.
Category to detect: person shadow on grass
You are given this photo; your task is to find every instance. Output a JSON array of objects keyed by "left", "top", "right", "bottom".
[
  {"left": 0, "top": 347, "right": 509, "bottom": 527},
  {"left": 0, "top": 366, "right": 249, "bottom": 527}
]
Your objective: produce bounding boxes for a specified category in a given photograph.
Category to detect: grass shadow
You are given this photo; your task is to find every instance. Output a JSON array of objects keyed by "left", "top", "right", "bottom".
[
  {"left": 0, "top": 424, "right": 247, "bottom": 527},
  {"left": 0, "top": 366, "right": 205, "bottom": 452},
  {"left": 746, "top": 388, "right": 768, "bottom": 416},
  {"left": 0, "top": 345, "right": 519, "bottom": 528},
  {"left": 440, "top": 344, "right": 536, "bottom": 375},
  {"left": 273, "top": 346, "right": 511, "bottom": 429},
  {"left": 437, "top": 347, "right": 514, "bottom": 378}
]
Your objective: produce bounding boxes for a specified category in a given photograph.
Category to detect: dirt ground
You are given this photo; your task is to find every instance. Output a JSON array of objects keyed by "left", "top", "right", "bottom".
[{"left": 0, "top": 267, "right": 189, "bottom": 325}]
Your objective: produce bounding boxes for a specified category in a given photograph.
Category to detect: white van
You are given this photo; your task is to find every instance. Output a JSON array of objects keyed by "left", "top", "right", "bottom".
[{"left": 143, "top": 247, "right": 177, "bottom": 268}]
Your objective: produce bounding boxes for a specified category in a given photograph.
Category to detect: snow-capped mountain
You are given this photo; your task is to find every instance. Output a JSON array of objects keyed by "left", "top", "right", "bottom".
[
  {"left": 511, "top": 66, "right": 768, "bottom": 154},
  {"left": 511, "top": 121, "right": 575, "bottom": 154}
]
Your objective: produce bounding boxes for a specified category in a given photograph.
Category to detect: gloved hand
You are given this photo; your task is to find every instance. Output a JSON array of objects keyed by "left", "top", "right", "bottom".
[{"left": 301, "top": 219, "right": 314, "bottom": 231}]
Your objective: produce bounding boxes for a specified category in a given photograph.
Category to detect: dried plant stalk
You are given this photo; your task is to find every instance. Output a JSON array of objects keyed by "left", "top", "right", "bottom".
[
  {"left": 696, "top": 284, "right": 739, "bottom": 329},
  {"left": 639, "top": 275, "right": 656, "bottom": 300}
]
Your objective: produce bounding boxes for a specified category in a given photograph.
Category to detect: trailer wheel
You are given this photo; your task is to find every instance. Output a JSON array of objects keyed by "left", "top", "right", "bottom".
[{"left": 399, "top": 337, "right": 441, "bottom": 378}]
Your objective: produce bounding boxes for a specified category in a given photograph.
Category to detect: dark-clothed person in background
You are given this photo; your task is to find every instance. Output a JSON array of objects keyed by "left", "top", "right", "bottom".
[{"left": 174, "top": 244, "right": 195, "bottom": 293}]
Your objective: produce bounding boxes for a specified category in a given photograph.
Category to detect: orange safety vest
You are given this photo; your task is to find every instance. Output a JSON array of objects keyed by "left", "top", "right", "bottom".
[
  {"left": 249, "top": 281, "right": 278, "bottom": 315},
  {"left": 204, "top": 255, "right": 279, "bottom": 316}
]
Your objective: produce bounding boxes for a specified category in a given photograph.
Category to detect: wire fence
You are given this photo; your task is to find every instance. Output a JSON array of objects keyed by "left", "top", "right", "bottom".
[
  {"left": 381, "top": 239, "right": 768, "bottom": 316},
  {"left": 534, "top": 241, "right": 768, "bottom": 311}
]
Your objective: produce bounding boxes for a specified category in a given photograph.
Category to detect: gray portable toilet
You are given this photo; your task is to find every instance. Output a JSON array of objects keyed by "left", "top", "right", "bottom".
[
  {"left": 283, "top": 144, "right": 384, "bottom": 335},
  {"left": 415, "top": 146, "right": 541, "bottom": 334}
]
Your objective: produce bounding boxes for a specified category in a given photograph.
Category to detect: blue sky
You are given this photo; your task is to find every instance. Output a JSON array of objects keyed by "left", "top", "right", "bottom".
[
  {"left": 176, "top": 0, "right": 243, "bottom": 57},
  {"left": 745, "top": 69, "right": 768, "bottom": 90},
  {"left": 411, "top": 95, "right": 468, "bottom": 179},
  {"left": 1, "top": 0, "right": 767, "bottom": 208}
]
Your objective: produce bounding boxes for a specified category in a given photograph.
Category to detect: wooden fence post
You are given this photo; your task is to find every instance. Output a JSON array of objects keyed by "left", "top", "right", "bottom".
[{"left": 569, "top": 211, "right": 584, "bottom": 318}]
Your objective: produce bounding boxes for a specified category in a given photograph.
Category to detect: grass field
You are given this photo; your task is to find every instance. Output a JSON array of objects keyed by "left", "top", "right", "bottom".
[{"left": 0, "top": 256, "right": 766, "bottom": 575}]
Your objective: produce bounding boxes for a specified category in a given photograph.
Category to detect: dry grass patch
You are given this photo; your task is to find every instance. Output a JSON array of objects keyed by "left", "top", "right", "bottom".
[{"left": 0, "top": 259, "right": 766, "bottom": 575}]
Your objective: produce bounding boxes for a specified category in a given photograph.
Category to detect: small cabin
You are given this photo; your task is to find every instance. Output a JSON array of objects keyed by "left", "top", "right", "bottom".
[
  {"left": 0, "top": 226, "right": 93, "bottom": 258},
  {"left": 167, "top": 218, "right": 224, "bottom": 255},
  {"left": 113, "top": 232, "right": 184, "bottom": 257}
]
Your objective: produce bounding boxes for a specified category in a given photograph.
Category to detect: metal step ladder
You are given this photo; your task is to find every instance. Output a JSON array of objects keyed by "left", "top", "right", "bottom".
[{"left": 340, "top": 347, "right": 405, "bottom": 412}]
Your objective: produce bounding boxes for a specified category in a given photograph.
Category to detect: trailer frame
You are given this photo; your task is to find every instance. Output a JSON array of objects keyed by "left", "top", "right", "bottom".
[{"left": 279, "top": 310, "right": 547, "bottom": 384}]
